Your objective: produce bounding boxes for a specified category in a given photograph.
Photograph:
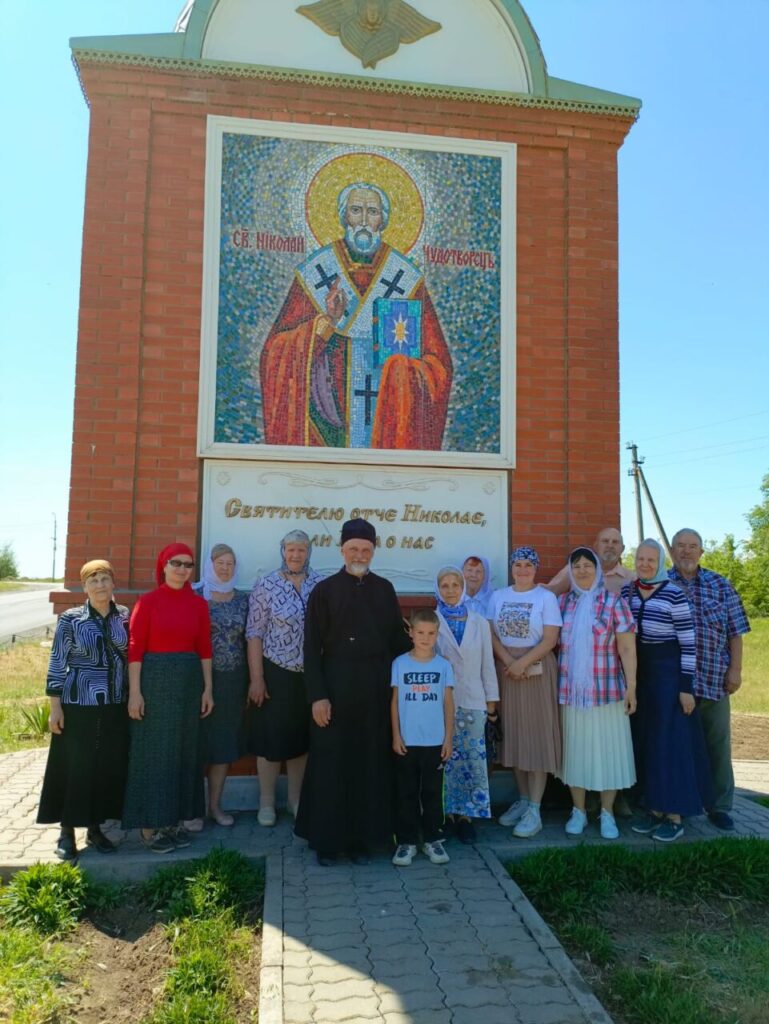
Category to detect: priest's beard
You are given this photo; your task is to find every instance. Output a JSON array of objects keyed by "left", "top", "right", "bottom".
[
  {"left": 347, "top": 562, "right": 370, "bottom": 577},
  {"left": 345, "top": 225, "right": 381, "bottom": 257}
]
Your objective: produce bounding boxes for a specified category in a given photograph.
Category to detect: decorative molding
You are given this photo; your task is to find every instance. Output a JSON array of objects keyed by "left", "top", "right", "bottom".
[{"left": 70, "top": 48, "right": 640, "bottom": 119}]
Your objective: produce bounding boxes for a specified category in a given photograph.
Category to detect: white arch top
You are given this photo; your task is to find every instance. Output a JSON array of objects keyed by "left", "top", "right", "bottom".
[{"left": 201, "top": 0, "right": 535, "bottom": 94}]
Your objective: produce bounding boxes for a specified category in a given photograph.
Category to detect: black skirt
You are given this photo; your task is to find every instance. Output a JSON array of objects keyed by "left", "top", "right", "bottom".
[
  {"left": 122, "top": 653, "right": 205, "bottom": 829},
  {"left": 246, "top": 657, "right": 310, "bottom": 762},
  {"left": 37, "top": 702, "right": 129, "bottom": 827},
  {"left": 199, "top": 666, "right": 248, "bottom": 764}
]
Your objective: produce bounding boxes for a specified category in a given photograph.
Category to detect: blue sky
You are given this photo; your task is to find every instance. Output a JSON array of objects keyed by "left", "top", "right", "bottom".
[{"left": 1, "top": 1, "right": 767, "bottom": 577}]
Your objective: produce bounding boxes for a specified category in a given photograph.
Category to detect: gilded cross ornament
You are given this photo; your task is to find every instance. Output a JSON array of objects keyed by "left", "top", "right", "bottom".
[{"left": 297, "top": 0, "right": 441, "bottom": 69}]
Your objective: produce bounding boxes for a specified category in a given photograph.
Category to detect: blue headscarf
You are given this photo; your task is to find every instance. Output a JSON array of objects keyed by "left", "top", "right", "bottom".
[
  {"left": 637, "top": 538, "right": 668, "bottom": 585},
  {"left": 509, "top": 545, "right": 540, "bottom": 569},
  {"left": 435, "top": 566, "right": 468, "bottom": 646},
  {"left": 462, "top": 554, "right": 492, "bottom": 616}
]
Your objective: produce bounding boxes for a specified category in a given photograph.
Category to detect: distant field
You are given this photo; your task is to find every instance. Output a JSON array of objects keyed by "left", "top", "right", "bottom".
[
  {"left": 735, "top": 618, "right": 769, "bottom": 715},
  {"left": 0, "top": 641, "right": 51, "bottom": 754}
]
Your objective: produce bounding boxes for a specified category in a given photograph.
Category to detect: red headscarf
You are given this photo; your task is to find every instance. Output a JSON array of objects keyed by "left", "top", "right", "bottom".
[{"left": 155, "top": 542, "right": 195, "bottom": 588}]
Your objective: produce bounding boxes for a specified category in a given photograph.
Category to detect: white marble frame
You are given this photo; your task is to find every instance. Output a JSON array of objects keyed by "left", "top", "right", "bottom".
[{"left": 198, "top": 114, "right": 516, "bottom": 469}]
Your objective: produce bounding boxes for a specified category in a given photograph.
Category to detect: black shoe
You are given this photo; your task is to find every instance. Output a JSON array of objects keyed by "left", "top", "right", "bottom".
[
  {"left": 316, "top": 852, "right": 337, "bottom": 867},
  {"left": 708, "top": 811, "right": 736, "bottom": 832},
  {"left": 456, "top": 819, "right": 476, "bottom": 844},
  {"left": 55, "top": 830, "right": 78, "bottom": 861},
  {"left": 86, "top": 827, "right": 117, "bottom": 854},
  {"left": 348, "top": 845, "right": 370, "bottom": 865}
]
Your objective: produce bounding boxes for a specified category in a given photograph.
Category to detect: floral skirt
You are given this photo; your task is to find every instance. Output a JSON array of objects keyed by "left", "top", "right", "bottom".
[{"left": 443, "top": 707, "right": 491, "bottom": 819}]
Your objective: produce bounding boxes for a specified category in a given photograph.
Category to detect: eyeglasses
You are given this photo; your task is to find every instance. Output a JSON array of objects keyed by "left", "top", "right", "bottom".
[{"left": 168, "top": 559, "right": 194, "bottom": 570}]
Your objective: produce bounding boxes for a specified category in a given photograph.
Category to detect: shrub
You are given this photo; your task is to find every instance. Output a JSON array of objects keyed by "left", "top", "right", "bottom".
[
  {"left": 0, "top": 861, "right": 87, "bottom": 935},
  {"left": 140, "top": 848, "right": 263, "bottom": 923}
]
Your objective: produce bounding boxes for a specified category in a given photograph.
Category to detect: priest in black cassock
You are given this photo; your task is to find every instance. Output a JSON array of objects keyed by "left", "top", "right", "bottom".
[{"left": 294, "top": 517, "right": 411, "bottom": 865}]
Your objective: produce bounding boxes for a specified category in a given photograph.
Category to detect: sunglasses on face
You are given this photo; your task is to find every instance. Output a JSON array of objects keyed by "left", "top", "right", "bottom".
[{"left": 168, "top": 559, "right": 194, "bottom": 569}]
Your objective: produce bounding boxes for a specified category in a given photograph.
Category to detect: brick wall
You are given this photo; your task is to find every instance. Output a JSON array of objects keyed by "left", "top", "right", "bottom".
[{"left": 55, "top": 62, "right": 633, "bottom": 613}]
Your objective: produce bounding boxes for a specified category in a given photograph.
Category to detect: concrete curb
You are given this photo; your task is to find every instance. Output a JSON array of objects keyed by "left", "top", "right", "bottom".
[
  {"left": 479, "top": 845, "right": 615, "bottom": 1024},
  {"left": 259, "top": 849, "right": 284, "bottom": 1024}
]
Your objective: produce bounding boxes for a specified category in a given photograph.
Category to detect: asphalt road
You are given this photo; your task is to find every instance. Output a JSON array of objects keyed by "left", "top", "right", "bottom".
[{"left": 0, "top": 587, "right": 61, "bottom": 644}]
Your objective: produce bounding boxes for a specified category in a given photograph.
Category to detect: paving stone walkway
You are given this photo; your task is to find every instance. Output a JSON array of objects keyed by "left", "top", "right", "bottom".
[{"left": 3, "top": 747, "right": 769, "bottom": 1024}]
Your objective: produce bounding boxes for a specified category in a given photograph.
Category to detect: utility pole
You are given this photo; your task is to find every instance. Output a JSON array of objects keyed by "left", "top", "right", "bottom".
[
  {"left": 637, "top": 465, "right": 671, "bottom": 561},
  {"left": 626, "top": 442, "right": 644, "bottom": 542},
  {"left": 51, "top": 513, "right": 57, "bottom": 581}
]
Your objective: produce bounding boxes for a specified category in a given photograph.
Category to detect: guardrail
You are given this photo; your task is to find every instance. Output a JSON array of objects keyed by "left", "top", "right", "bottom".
[{"left": 0, "top": 625, "right": 54, "bottom": 648}]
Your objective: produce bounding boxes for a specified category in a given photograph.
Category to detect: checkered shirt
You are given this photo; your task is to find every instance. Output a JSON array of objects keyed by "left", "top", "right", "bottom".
[
  {"left": 667, "top": 566, "right": 751, "bottom": 701},
  {"left": 557, "top": 589, "right": 636, "bottom": 707}
]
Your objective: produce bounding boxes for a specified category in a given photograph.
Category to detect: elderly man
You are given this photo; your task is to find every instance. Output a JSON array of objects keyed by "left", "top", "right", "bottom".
[
  {"left": 294, "top": 517, "right": 411, "bottom": 865},
  {"left": 668, "top": 528, "right": 751, "bottom": 831},
  {"left": 260, "top": 181, "right": 452, "bottom": 449},
  {"left": 547, "top": 527, "right": 635, "bottom": 596}
]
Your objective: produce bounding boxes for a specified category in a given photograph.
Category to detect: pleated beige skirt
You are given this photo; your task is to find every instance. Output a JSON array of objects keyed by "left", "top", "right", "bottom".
[
  {"left": 496, "top": 647, "right": 561, "bottom": 773},
  {"left": 559, "top": 699, "right": 636, "bottom": 792}
]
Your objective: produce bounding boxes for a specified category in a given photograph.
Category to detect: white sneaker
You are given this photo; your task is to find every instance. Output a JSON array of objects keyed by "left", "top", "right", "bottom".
[
  {"left": 600, "top": 809, "right": 619, "bottom": 840},
  {"left": 565, "top": 807, "right": 587, "bottom": 836},
  {"left": 422, "top": 840, "right": 450, "bottom": 864},
  {"left": 499, "top": 799, "right": 528, "bottom": 827},
  {"left": 257, "top": 807, "right": 276, "bottom": 827},
  {"left": 513, "top": 807, "right": 542, "bottom": 839},
  {"left": 392, "top": 843, "right": 417, "bottom": 866}
]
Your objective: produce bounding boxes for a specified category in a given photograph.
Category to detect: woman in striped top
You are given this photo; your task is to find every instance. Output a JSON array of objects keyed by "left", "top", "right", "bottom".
[{"left": 623, "top": 539, "right": 712, "bottom": 842}]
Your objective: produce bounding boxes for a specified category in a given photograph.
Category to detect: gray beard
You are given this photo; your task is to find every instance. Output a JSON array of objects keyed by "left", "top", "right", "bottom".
[
  {"left": 345, "top": 224, "right": 381, "bottom": 257},
  {"left": 347, "top": 562, "right": 369, "bottom": 577}
]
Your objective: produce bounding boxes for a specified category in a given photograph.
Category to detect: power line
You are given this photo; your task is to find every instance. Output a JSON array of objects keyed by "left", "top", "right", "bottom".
[
  {"left": 645, "top": 433, "right": 769, "bottom": 460},
  {"left": 650, "top": 442, "right": 769, "bottom": 469},
  {"left": 632, "top": 408, "right": 769, "bottom": 444}
]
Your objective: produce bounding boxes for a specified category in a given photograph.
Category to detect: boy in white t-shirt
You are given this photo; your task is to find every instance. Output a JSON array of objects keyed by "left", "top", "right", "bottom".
[{"left": 391, "top": 609, "right": 455, "bottom": 866}]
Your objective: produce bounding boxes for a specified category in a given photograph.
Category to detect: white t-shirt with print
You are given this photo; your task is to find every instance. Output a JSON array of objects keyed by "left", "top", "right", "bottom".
[{"left": 487, "top": 585, "right": 562, "bottom": 648}]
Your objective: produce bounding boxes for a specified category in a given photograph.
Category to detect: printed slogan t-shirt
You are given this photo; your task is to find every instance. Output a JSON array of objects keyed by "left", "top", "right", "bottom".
[
  {"left": 391, "top": 652, "right": 454, "bottom": 747},
  {"left": 487, "top": 586, "right": 562, "bottom": 648}
]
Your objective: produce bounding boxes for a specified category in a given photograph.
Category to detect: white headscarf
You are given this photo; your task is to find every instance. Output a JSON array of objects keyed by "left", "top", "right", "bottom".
[
  {"left": 566, "top": 547, "right": 604, "bottom": 708},
  {"left": 193, "top": 543, "right": 238, "bottom": 601}
]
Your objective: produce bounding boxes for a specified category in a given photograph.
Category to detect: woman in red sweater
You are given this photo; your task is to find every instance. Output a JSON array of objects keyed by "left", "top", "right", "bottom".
[{"left": 122, "top": 543, "right": 214, "bottom": 852}]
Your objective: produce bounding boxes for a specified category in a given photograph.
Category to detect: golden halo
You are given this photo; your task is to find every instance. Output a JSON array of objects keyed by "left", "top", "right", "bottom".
[{"left": 305, "top": 153, "right": 424, "bottom": 255}]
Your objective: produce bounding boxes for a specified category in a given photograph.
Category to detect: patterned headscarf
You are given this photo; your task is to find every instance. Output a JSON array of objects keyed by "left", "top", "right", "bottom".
[
  {"left": 193, "top": 543, "right": 238, "bottom": 601},
  {"left": 280, "top": 530, "right": 312, "bottom": 575},
  {"left": 79, "top": 559, "right": 114, "bottom": 584},
  {"left": 637, "top": 538, "right": 668, "bottom": 585},
  {"left": 509, "top": 546, "right": 540, "bottom": 569},
  {"left": 155, "top": 542, "right": 195, "bottom": 588}
]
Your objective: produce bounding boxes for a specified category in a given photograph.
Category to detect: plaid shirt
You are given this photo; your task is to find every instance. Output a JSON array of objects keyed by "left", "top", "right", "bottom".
[
  {"left": 557, "top": 589, "right": 636, "bottom": 707},
  {"left": 667, "top": 566, "right": 751, "bottom": 701}
]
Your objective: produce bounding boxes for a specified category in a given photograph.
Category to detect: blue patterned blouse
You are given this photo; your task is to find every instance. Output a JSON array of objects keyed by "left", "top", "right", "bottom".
[
  {"left": 246, "top": 570, "right": 323, "bottom": 672},
  {"left": 208, "top": 591, "right": 249, "bottom": 672},
  {"left": 46, "top": 601, "right": 129, "bottom": 706}
]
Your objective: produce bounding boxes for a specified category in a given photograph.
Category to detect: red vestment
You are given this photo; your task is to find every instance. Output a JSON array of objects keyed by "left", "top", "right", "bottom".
[{"left": 260, "top": 241, "right": 452, "bottom": 449}]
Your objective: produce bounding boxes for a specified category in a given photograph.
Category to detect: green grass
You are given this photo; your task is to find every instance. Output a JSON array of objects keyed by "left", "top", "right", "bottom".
[
  {"left": 0, "top": 862, "right": 88, "bottom": 936},
  {"left": 0, "top": 854, "right": 262, "bottom": 1024},
  {"left": 0, "top": 641, "right": 51, "bottom": 754},
  {"left": 140, "top": 851, "right": 263, "bottom": 1024},
  {"left": 509, "top": 840, "right": 769, "bottom": 1024},
  {"left": 0, "top": 924, "right": 77, "bottom": 1024},
  {"left": 735, "top": 617, "right": 769, "bottom": 715}
]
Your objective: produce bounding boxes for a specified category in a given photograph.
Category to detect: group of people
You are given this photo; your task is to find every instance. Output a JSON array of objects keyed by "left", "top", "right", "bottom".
[{"left": 37, "top": 519, "right": 749, "bottom": 864}]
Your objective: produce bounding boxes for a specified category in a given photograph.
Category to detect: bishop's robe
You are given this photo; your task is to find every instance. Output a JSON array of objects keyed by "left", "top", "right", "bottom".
[
  {"left": 260, "top": 239, "right": 452, "bottom": 449},
  {"left": 294, "top": 568, "right": 412, "bottom": 855}
]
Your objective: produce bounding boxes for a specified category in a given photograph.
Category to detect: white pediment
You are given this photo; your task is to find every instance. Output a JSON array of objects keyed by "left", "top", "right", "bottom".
[{"left": 201, "top": 0, "right": 534, "bottom": 93}]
